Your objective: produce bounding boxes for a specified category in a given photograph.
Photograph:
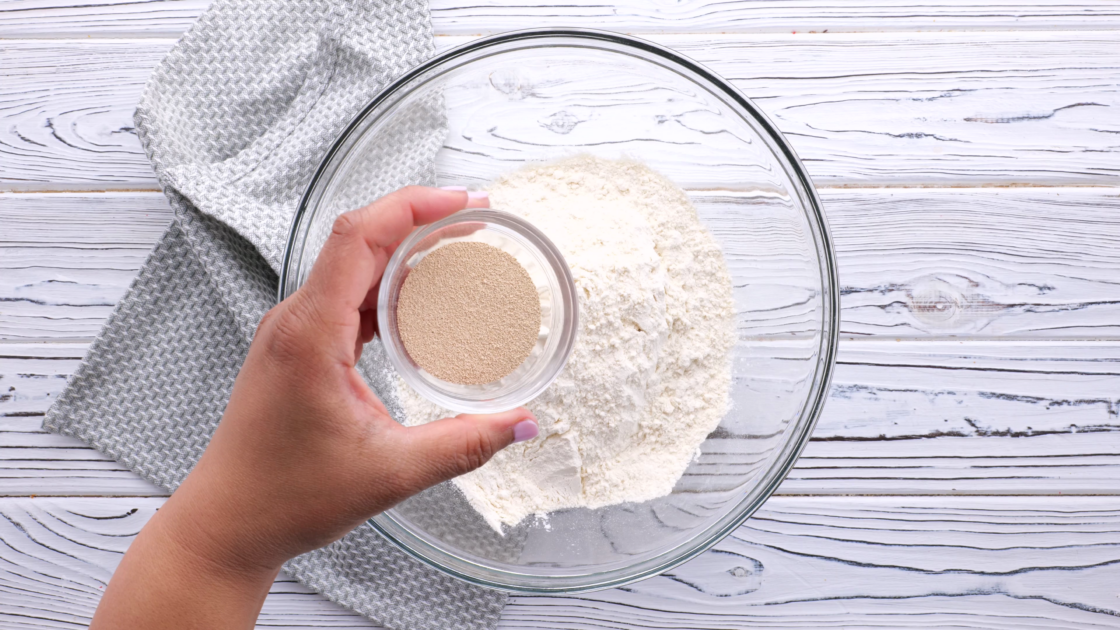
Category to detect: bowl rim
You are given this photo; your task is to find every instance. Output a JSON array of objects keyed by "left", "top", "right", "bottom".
[{"left": 280, "top": 27, "right": 840, "bottom": 594}]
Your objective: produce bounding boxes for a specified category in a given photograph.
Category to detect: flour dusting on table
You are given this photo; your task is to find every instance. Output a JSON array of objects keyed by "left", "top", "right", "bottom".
[{"left": 398, "top": 155, "right": 736, "bottom": 532}]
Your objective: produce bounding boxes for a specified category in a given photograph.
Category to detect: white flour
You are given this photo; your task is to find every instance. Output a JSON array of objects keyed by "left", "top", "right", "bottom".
[{"left": 398, "top": 155, "right": 736, "bottom": 532}]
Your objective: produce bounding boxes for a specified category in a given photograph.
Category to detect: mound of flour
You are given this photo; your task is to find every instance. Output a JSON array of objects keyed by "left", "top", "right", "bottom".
[{"left": 398, "top": 155, "right": 736, "bottom": 532}]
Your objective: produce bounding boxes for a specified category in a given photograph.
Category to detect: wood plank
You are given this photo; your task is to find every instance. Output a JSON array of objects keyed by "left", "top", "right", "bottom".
[
  {"left": 5, "top": 189, "right": 1119, "bottom": 341},
  {"left": 3, "top": 496, "right": 1120, "bottom": 628},
  {"left": 434, "top": 32, "right": 1120, "bottom": 187},
  {"left": 0, "top": 0, "right": 213, "bottom": 38},
  {"left": 828, "top": 188, "right": 1120, "bottom": 338},
  {"left": 0, "top": 497, "right": 380, "bottom": 628},
  {"left": 4, "top": 339, "right": 1118, "bottom": 496},
  {"left": 0, "top": 343, "right": 165, "bottom": 496},
  {"left": 3, "top": 32, "right": 1119, "bottom": 189},
  {"left": 435, "top": 0, "right": 1120, "bottom": 35},
  {"left": 0, "top": 192, "right": 171, "bottom": 340},
  {"left": 514, "top": 495, "right": 1120, "bottom": 629},
  {"left": 787, "top": 338, "right": 1120, "bottom": 494},
  {"left": 4, "top": 0, "right": 1120, "bottom": 38},
  {"left": 0, "top": 41, "right": 167, "bottom": 189}
]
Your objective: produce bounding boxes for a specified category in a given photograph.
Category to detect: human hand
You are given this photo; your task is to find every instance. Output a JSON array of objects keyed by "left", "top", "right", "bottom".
[{"left": 91, "top": 186, "right": 539, "bottom": 629}]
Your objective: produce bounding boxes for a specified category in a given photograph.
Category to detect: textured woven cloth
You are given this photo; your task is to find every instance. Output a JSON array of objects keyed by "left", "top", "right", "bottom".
[{"left": 42, "top": 1, "right": 509, "bottom": 628}]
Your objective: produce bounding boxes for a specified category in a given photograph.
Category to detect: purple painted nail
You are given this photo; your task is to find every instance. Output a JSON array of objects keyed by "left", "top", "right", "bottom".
[
  {"left": 467, "top": 190, "right": 489, "bottom": 200},
  {"left": 440, "top": 185, "right": 467, "bottom": 191},
  {"left": 511, "top": 419, "right": 539, "bottom": 443}
]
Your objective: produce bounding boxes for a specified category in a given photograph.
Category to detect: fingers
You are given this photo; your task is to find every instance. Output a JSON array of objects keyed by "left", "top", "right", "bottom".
[
  {"left": 440, "top": 187, "right": 490, "bottom": 209},
  {"left": 390, "top": 408, "right": 537, "bottom": 495},
  {"left": 288, "top": 187, "right": 470, "bottom": 363},
  {"left": 305, "top": 186, "right": 469, "bottom": 322}
]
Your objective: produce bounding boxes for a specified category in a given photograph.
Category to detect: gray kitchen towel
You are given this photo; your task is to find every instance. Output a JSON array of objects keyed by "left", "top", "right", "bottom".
[{"left": 41, "top": 0, "right": 509, "bottom": 628}]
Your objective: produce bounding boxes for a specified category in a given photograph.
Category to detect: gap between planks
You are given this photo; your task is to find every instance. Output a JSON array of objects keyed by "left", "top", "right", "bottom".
[
  {"left": 8, "top": 184, "right": 1120, "bottom": 194},
  {"left": 4, "top": 0, "right": 1120, "bottom": 38}
]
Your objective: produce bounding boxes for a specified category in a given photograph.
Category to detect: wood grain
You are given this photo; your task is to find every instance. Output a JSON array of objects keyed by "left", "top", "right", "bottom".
[
  {"left": 4, "top": 0, "right": 1120, "bottom": 38},
  {"left": 0, "top": 192, "right": 171, "bottom": 340},
  {"left": 0, "top": 41, "right": 166, "bottom": 189},
  {"left": 4, "top": 32, "right": 1119, "bottom": 189},
  {"left": 5, "top": 189, "right": 1119, "bottom": 341},
  {"left": 4, "top": 339, "right": 1117, "bottom": 496},
  {"left": 430, "top": 0, "right": 1120, "bottom": 35},
  {"left": 0, "top": 0, "right": 213, "bottom": 38},
  {"left": 0, "top": 343, "right": 164, "bottom": 496},
  {"left": 4, "top": 496, "right": 1120, "bottom": 629},
  {"left": 519, "top": 495, "right": 1120, "bottom": 629},
  {"left": 4, "top": 1, "right": 1119, "bottom": 627},
  {"left": 789, "top": 338, "right": 1120, "bottom": 494},
  {"left": 828, "top": 188, "right": 1120, "bottom": 338},
  {"left": 435, "top": 32, "right": 1120, "bottom": 187},
  {"left": 0, "top": 497, "right": 379, "bottom": 629}
]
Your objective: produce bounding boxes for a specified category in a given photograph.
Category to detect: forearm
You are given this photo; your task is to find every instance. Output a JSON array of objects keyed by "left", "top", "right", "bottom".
[
  {"left": 91, "top": 485, "right": 280, "bottom": 629},
  {"left": 88, "top": 188, "right": 530, "bottom": 628}
]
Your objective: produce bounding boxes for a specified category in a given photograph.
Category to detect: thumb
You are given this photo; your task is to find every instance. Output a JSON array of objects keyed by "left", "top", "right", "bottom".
[{"left": 392, "top": 408, "right": 538, "bottom": 495}]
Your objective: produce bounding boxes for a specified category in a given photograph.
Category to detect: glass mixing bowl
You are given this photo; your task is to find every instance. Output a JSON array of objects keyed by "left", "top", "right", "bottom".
[{"left": 280, "top": 29, "right": 839, "bottom": 593}]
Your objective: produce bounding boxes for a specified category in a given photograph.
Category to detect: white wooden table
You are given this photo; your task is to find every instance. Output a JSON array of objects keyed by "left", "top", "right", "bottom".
[{"left": 3, "top": 1, "right": 1120, "bottom": 627}]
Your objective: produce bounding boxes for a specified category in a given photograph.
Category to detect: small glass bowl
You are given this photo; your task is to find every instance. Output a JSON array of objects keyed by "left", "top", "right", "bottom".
[{"left": 377, "top": 209, "right": 578, "bottom": 413}]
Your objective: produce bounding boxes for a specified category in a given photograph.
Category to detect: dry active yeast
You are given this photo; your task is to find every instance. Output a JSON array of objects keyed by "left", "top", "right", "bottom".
[{"left": 397, "top": 241, "right": 540, "bottom": 385}]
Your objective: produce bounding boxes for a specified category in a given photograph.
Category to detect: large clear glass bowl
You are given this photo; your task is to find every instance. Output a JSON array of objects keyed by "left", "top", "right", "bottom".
[{"left": 280, "top": 29, "right": 839, "bottom": 593}]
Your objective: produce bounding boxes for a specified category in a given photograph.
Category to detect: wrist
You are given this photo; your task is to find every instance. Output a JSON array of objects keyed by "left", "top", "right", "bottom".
[
  {"left": 156, "top": 487, "right": 284, "bottom": 587},
  {"left": 90, "top": 484, "right": 281, "bottom": 630},
  {"left": 156, "top": 457, "right": 291, "bottom": 583}
]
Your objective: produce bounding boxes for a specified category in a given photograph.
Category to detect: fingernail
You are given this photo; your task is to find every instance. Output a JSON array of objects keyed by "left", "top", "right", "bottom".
[
  {"left": 440, "top": 185, "right": 467, "bottom": 191},
  {"left": 512, "top": 419, "right": 538, "bottom": 443},
  {"left": 467, "top": 190, "right": 489, "bottom": 200}
]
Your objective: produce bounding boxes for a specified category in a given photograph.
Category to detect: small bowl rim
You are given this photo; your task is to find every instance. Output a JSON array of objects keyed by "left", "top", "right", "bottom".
[{"left": 376, "top": 208, "right": 579, "bottom": 413}]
